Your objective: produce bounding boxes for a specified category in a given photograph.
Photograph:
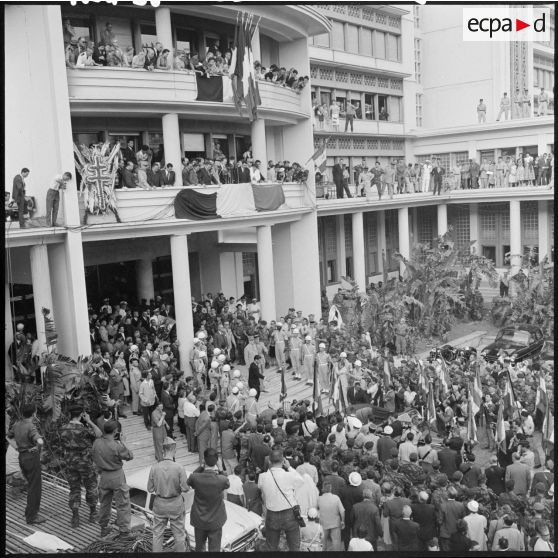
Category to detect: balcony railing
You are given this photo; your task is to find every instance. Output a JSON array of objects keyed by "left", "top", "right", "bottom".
[
  {"left": 314, "top": 118, "right": 404, "bottom": 135},
  {"left": 66, "top": 68, "right": 306, "bottom": 120},
  {"left": 79, "top": 182, "right": 311, "bottom": 225}
]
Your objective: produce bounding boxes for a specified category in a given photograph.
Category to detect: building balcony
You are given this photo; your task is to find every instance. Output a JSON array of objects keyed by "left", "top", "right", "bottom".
[
  {"left": 66, "top": 68, "right": 308, "bottom": 124},
  {"left": 314, "top": 119, "right": 405, "bottom": 136},
  {"left": 316, "top": 184, "right": 554, "bottom": 216}
]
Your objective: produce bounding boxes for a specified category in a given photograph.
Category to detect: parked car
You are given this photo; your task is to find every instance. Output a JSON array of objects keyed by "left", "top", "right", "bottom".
[
  {"left": 480, "top": 324, "right": 544, "bottom": 363},
  {"left": 126, "top": 466, "right": 263, "bottom": 552},
  {"left": 540, "top": 339, "right": 554, "bottom": 363}
]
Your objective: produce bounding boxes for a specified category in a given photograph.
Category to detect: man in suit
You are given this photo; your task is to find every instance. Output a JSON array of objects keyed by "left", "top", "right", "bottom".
[
  {"left": 438, "top": 439, "right": 461, "bottom": 477},
  {"left": 160, "top": 382, "right": 175, "bottom": 438},
  {"left": 438, "top": 486, "right": 465, "bottom": 551},
  {"left": 197, "top": 161, "right": 215, "bottom": 185},
  {"left": 377, "top": 426, "right": 397, "bottom": 463},
  {"left": 431, "top": 162, "right": 445, "bottom": 196},
  {"left": 120, "top": 139, "right": 137, "bottom": 164},
  {"left": 12, "top": 168, "right": 30, "bottom": 227},
  {"left": 505, "top": 452, "right": 531, "bottom": 496},
  {"left": 391, "top": 505, "right": 420, "bottom": 551},
  {"left": 238, "top": 160, "right": 251, "bottom": 183},
  {"left": 484, "top": 455, "right": 505, "bottom": 495},
  {"left": 347, "top": 381, "right": 369, "bottom": 407},
  {"left": 410, "top": 491, "right": 436, "bottom": 550},
  {"left": 121, "top": 161, "right": 138, "bottom": 188},
  {"left": 147, "top": 162, "right": 163, "bottom": 188},
  {"left": 187, "top": 447, "right": 229, "bottom": 552},
  {"left": 194, "top": 404, "right": 211, "bottom": 467},
  {"left": 350, "top": 488, "right": 382, "bottom": 549},
  {"left": 162, "top": 163, "right": 176, "bottom": 186},
  {"left": 530, "top": 457, "right": 553, "bottom": 496},
  {"left": 469, "top": 158, "right": 481, "bottom": 189},
  {"left": 248, "top": 355, "right": 265, "bottom": 400},
  {"left": 332, "top": 159, "right": 352, "bottom": 199}
]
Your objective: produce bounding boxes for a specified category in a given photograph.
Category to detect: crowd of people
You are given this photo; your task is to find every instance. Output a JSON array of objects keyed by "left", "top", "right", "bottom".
[
  {"left": 63, "top": 21, "right": 308, "bottom": 93},
  {"left": 8, "top": 287, "right": 554, "bottom": 552},
  {"left": 313, "top": 100, "right": 390, "bottom": 132},
  {"left": 113, "top": 140, "right": 309, "bottom": 189},
  {"left": 322, "top": 151, "right": 554, "bottom": 200}
]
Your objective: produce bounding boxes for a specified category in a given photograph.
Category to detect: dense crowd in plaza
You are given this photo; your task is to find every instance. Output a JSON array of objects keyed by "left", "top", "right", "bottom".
[
  {"left": 8, "top": 288, "right": 555, "bottom": 552},
  {"left": 63, "top": 21, "right": 308, "bottom": 93}
]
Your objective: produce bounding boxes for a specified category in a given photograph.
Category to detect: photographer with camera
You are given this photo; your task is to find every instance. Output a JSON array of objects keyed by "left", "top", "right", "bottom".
[
  {"left": 258, "top": 449, "right": 305, "bottom": 551},
  {"left": 59, "top": 405, "right": 103, "bottom": 527},
  {"left": 92, "top": 420, "right": 134, "bottom": 538},
  {"left": 187, "top": 447, "right": 230, "bottom": 551}
]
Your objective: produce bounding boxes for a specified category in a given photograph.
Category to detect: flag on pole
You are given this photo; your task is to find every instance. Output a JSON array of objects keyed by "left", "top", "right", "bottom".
[
  {"left": 383, "top": 357, "right": 391, "bottom": 388},
  {"left": 308, "top": 143, "right": 327, "bottom": 173},
  {"left": 332, "top": 377, "right": 347, "bottom": 414},
  {"left": 437, "top": 359, "right": 450, "bottom": 399},
  {"left": 312, "top": 362, "right": 323, "bottom": 417},
  {"left": 502, "top": 370, "right": 519, "bottom": 419},
  {"left": 470, "top": 364, "right": 482, "bottom": 417},
  {"left": 543, "top": 402, "right": 554, "bottom": 450},
  {"left": 427, "top": 384, "right": 437, "bottom": 429},
  {"left": 381, "top": 250, "right": 388, "bottom": 285},
  {"left": 467, "top": 389, "right": 478, "bottom": 443},
  {"left": 535, "top": 374, "right": 548, "bottom": 414},
  {"left": 495, "top": 402, "right": 506, "bottom": 452},
  {"left": 230, "top": 12, "right": 261, "bottom": 121},
  {"left": 42, "top": 307, "right": 58, "bottom": 347},
  {"left": 279, "top": 367, "right": 287, "bottom": 402},
  {"left": 417, "top": 359, "right": 428, "bottom": 396},
  {"left": 328, "top": 305, "right": 343, "bottom": 326}
]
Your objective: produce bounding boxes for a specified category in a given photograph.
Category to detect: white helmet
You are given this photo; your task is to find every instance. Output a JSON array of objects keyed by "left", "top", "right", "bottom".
[
  {"left": 249, "top": 388, "right": 258, "bottom": 397},
  {"left": 354, "top": 360, "right": 362, "bottom": 367},
  {"left": 340, "top": 352, "right": 347, "bottom": 358},
  {"left": 319, "top": 343, "right": 326, "bottom": 349},
  {"left": 211, "top": 361, "right": 219, "bottom": 369},
  {"left": 193, "top": 338, "right": 201, "bottom": 344},
  {"left": 237, "top": 382, "right": 244, "bottom": 390},
  {"left": 213, "top": 348, "right": 221, "bottom": 356},
  {"left": 293, "top": 328, "right": 300, "bottom": 334},
  {"left": 305, "top": 335, "right": 312, "bottom": 341},
  {"left": 198, "top": 351, "right": 206, "bottom": 358},
  {"left": 233, "top": 370, "right": 241, "bottom": 378},
  {"left": 217, "top": 354, "right": 226, "bottom": 363},
  {"left": 197, "top": 332, "right": 206, "bottom": 339},
  {"left": 223, "top": 364, "right": 231, "bottom": 372},
  {"left": 232, "top": 387, "right": 239, "bottom": 394}
]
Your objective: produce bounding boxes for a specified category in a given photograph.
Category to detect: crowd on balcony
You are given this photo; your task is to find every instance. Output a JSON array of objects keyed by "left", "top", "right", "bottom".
[
  {"left": 63, "top": 20, "right": 308, "bottom": 93},
  {"left": 8, "top": 286, "right": 554, "bottom": 551},
  {"left": 319, "top": 150, "right": 553, "bottom": 200},
  {"left": 476, "top": 89, "right": 553, "bottom": 123},
  {"left": 114, "top": 140, "right": 308, "bottom": 189}
]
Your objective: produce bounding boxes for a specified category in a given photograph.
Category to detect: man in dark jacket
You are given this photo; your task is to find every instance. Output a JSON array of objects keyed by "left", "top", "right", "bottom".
[
  {"left": 431, "top": 162, "right": 445, "bottom": 196},
  {"left": 161, "top": 382, "right": 175, "bottom": 438},
  {"left": 248, "top": 355, "right": 265, "bottom": 400},
  {"left": 392, "top": 505, "right": 420, "bottom": 551},
  {"left": 197, "top": 161, "right": 216, "bottom": 185},
  {"left": 147, "top": 163, "right": 164, "bottom": 188},
  {"left": 187, "top": 448, "right": 229, "bottom": 551},
  {"left": 238, "top": 161, "right": 251, "bottom": 183},
  {"left": 120, "top": 139, "right": 137, "bottom": 164},
  {"left": 332, "top": 159, "right": 352, "bottom": 199},
  {"left": 377, "top": 426, "right": 397, "bottom": 463},
  {"left": 350, "top": 488, "right": 383, "bottom": 548},
  {"left": 12, "top": 168, "right": 30, "bottom": 227},
  {"left": 161, "top": 163, "right": 176, "bottom": 186},
  {"left": 121, "top": 161, "right": 138, "bottom": 188},
  {"left": 438, "top": 440, "right": 461, "bottom": 477},
  {"left": 410, "top": 491, "right": 437, "bottom": 550},
  {"left": 484, "top": 455, "right": 505, "bottom": 495}
]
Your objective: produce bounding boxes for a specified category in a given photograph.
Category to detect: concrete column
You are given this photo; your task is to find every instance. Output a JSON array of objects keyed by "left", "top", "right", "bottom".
[
  {"left": 377, "top": 210, "right": 387, "bottom": 274},
  {"left": 509, "top": 200, "right": 522, "bottom": 275},
  {"left": 437, "top": 203, "right": 448, "bottom": 236},
  {"left": 162, "top": 113, "right": 183, "bottom": 186},
  {"left": 336, "top": 215, "right": 346, "bottom": 279},
  {"left": 30, "top": 245, "right": 54, "bottom": 353},
  {"left": 398, "top": 207, "right": 410, "bottom": 276},
  {"left": 5, "top": 282, "right": 13, "bottom": 380},
  {"left": 170, "top": 234, "right": 194, "bottom": 371},
  {"left": 136, "top": 258, "right": 155, "bottom": 303},
  {"left": 251, "top": 119, "right": 267, "bottom": 169},
  {"left": 352, "top": 211, "right": 366, "bottom": 290},
  {"left": 469, "top": 203, "right": 479, "bottom": 254},
  {"left": 467, "top": 141, "right": 477, "bottom": 160},
  {"left": 538, "top": 200, "right": 549, "bottom": 261},
  {"left": 256, "top": 225, "right": 277, "bottom": 322},
  {"left": 155, "top": 7, "right": 173, "bottom": 52},
  {"left": 537, "top": 134, "right": 548, "bottom": 156},
  {"left": 251, "top": 26, "right": 261, "bottom": 62}
]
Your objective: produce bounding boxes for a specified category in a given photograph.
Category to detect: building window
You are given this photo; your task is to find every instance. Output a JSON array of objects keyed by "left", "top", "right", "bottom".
[
  {"left": 346, "top": 24, "right": 359, "bottom": 53},
  {"left": 312, "top": 32, "right": 330, "bottom": 48},
  {"left": 374, "top": 30, "right": 386, "bottom": 59},
  {"left": 175, "top": 27, "right": 199, "bottom": 55},
  {"left": 416, "top": 93, "right": 423, "bottom": 127},
  {"left": 414, "top": 6, "right": 420, "bottom": 28},
  {"left": 140, "top": 23, "right": 158, "bottom": 46},
  {"left": 414, "top": 38, "right": 422, "bottom": 84},
  {"left": 386, "top": 33, "right": 400, "bottom": 62},
  {"left": 331, "top": 20, "right": 345, "bottom": 50},
  {"left": 365, "top": 93, "right": 376, "bottom": 120},
  {"left": 360, "top": 27, "right": 373, "bottom": 56}
]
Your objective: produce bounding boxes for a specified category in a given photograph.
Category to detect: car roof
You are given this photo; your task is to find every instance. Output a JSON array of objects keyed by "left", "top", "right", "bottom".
[{"left": 500, "top": 324, "right": 541, "bottom": 333}]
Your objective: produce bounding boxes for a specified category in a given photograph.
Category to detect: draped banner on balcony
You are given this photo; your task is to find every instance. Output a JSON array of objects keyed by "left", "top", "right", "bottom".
[
  {"left": 174, "top": 183, "right": 285, "bottom": 220},
  {"left": 195, "top": 75, "right": 235, "bottom": 103}
]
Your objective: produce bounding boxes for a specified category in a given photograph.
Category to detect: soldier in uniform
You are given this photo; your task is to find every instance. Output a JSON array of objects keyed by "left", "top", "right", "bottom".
[
  {"left": 60, "top": 405, "right": 103, "bottom": 527},
  {"left": 315, "top": 343, "right": 332, "bottom": 394},
  {"left": 289, "top": 328, "right": 303, "bottom": 380},
  {"left": 301, "top": 335, "right": 316, "bottom": 385}
]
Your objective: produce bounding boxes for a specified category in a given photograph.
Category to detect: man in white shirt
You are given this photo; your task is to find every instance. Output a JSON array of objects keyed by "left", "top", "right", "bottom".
[
  {"left": 250, "top": 160, "right": 266, "bottom": 183},
  {"left": 258, "top": 450, "right": 304, "bottom": 551},
  {"left": 348, "top": 525, "right": 374, "bottom": 551},
  {"left": 246, "top": 299, "right": 261, "bottom": 323},
  {"left": 398, "top": 432, "right": 416, "bottom": 464},
  {"left": 183, "top": 394, "right": 200, "bottom": 453},
  {"left": 46, "top": 171, "right": 72, "bottom": 227}
]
